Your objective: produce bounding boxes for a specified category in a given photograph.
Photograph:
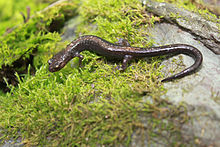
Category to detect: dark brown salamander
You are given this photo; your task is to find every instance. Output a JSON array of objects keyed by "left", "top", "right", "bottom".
[{"left": 48, "top": 35, "right": 203, "bottom": 82}]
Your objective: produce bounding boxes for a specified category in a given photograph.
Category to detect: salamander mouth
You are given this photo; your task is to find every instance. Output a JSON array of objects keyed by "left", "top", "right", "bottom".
[
  {"left": 48, "top": 61, "right": 67, "bottom": 72},
  {"left": 48, "top": 66, "right": 57, "bottom": 72},
  {"left": 48, "top": 66, "right": 58, "bottom": 72}
]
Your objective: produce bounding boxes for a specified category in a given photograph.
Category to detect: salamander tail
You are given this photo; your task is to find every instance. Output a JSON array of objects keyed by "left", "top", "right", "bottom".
[{"left": 161, "top": 45, "right": 203, "bottom": 82}]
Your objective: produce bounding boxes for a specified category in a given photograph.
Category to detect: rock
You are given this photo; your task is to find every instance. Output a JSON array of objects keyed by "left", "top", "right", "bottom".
[{"left": 148, "top": 23, "right": 220, "bottom": 146}]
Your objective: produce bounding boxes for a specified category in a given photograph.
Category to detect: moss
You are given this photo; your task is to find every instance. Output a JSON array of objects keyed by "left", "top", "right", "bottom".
[
  {"left": 0, "top": 0, "right": 79, "bottom": 92},
  {"left": 0, "top": 0, "right": 57, "bottom": 36},
  {"left": 0, "top": 62, "right": 189, "bottom": 146},
  {"left": 76, "top": 0, "right": 159, "bottom": 47},
  {"left": 0, "top": 0, "right": 192, "bottom": 146},
  {"left": 0, "top": 1, "right": 78, "bottom": 68}
]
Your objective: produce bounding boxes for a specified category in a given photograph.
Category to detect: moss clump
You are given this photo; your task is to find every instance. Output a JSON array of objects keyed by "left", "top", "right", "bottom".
[
  {"left": 0, "top": 1, "right": 78, "bottom": 68},
  {"left": 77, "top": 0, "right": 161, "bottom": 47},
  {"left": 0, "top": 60, "right": 189, "bottom": 146},
  {"left": 1, "top": 0, "right": 192, "bottom": 146},
  {"left": 0, "top": 0, "right": 50, "bottom": 36},
  {"left": 0, "top": 0, "right": 79, "bottom": 92}
]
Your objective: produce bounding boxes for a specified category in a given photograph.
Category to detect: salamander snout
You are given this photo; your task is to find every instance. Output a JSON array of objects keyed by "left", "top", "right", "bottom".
[
  {"left": 48, "top": 57, "right": 64, "bottom": 72},
  {"left": 48, "top": 49, "right": 72, "bottom": 72}
]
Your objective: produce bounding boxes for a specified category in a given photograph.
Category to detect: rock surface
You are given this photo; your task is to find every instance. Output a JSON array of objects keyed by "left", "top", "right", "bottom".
[
  {"left": 144, "top": 0, "right": 220, "bottom": 54},
  {"left": 148, "top": 23, "right": 220, "bottom": 146}
]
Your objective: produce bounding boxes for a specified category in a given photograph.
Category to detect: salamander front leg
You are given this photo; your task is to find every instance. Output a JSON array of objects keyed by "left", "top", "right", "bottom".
[
  {"left": 122, "top": 55, "right": 133, "bottom": 70},
  {"left": 117, "top": 55, "right": 133, "bottom": 71},
  {"left": 75, "top": 52, "right": 84, "bottom": 67}
]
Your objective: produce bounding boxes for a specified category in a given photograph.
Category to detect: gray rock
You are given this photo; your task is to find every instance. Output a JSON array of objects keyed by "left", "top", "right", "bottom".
[{"left": 148, "top": 23, "right": 220, "bottom": 146}]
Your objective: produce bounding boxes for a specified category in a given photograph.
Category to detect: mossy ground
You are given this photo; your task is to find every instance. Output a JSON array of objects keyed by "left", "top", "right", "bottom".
[
  {"left": 0, "top": 0, "right": 50, "bottom": 36},
  {"left": 0, "top": 0, "right": 217, "bottom": 146}
]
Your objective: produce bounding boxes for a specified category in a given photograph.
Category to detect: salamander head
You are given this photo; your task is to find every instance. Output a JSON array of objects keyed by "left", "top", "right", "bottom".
[
  {"left": 48, "top": 42, "right": 82, "bottom": 72},
  {"left": 48, "top": 50, "right": 71, "bottom": 72}
]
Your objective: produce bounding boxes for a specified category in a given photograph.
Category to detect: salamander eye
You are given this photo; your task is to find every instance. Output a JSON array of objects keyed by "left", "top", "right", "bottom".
[{"left": 48, "top": 59, "right": 52, "bottom": 65}]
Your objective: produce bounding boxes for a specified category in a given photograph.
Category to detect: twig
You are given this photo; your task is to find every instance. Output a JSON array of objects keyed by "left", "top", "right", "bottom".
[{"left": 20, "top": 6, "right": 30, "bottom": 23}]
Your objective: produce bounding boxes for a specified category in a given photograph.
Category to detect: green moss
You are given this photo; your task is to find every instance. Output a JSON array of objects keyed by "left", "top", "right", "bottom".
[
  {"left": 0, "top": 1, "right": 78, "bottom": 69},
  {"left": 0, "top": 61, "right": 189, "bottom": 146},
  {"left": 0, "top": 0, "right": 55, "bottom": 36},
  {"left": 0, "top": 0, "right": 191, "bottom": 146},
  {"left": 76, "top": 0, "right": 158, "bottom": 47}
]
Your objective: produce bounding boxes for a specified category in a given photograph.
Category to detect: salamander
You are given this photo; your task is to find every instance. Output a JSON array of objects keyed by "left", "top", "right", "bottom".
[{"left": 48, "top": 35, "right": 203, "bottom": 82}]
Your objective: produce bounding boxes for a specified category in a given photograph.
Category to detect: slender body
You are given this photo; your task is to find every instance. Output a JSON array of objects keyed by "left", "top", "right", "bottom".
[{"left": 48, "top": 35, "right": 203, "bottom": 82}]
